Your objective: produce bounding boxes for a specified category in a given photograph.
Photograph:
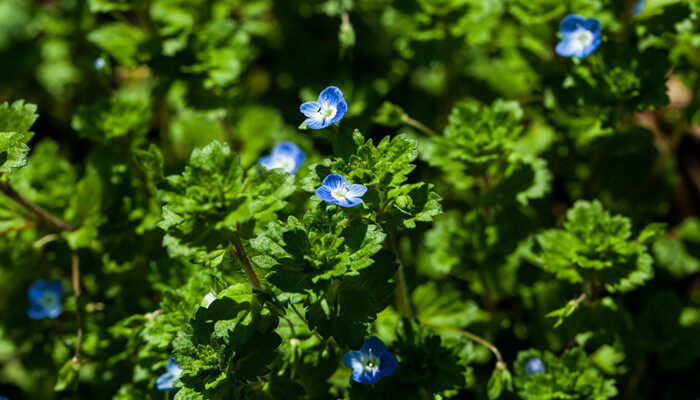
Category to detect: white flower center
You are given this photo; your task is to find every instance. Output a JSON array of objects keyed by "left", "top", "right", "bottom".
[
  {"left": 574, "top": 29, "right": 594, "bottom": 47},
  {"left": 331, "top": 186, "right": 350, "bottom": 200},
  {"left": 271, "top": 156, "right": 296, "bottom": 173},
  {"left": 319, "top": 104, "right": 337, "bottom": 121},
  {"left": 361, "top": 353, "right": 381, "bottom": 373}
]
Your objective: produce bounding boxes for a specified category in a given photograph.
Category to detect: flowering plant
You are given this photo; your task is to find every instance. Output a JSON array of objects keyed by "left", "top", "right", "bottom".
[{"left": 0, "top": 0, "right": 698, "bottom": 399}]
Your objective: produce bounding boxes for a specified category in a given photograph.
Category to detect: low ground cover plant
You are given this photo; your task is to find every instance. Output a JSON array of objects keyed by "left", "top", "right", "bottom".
[{"left": 0, "top": 0, "right": 699, "bottom": 399}]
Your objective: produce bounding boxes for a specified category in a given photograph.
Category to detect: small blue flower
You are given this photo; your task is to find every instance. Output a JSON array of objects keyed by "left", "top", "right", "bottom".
[
  {"left": 299, "top": 86, "right": 348, "bottom": 129},
  {"left": 342, "top": 337, "right": 398, "bottom": 385},
  {"left": 258, "top": 142, "right": 306, "bottom": 175},
  {"left": 315, "top": 174, "right": 367, "bottom": 208},
  {"left": 555, "top": 15, "right": 601, "bottom": 58},
  {"left": 525, "top": 358, "right": 546, "bottom": 376},
  {"left": 28, "top": 280, "right": 63, "bottom": 320},
  {"left": 156, "top": 355, "right": 183, "bottom": 391},
  {"left": 633, "top": 0, "right": 645, "bottom": 16},
  {"left": 94, "top": 57, "right": 106, "bottom": 70}
]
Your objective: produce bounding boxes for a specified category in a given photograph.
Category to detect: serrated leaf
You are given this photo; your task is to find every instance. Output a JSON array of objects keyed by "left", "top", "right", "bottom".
[{"left": 0, "top": 100, "right": 38, "bottom": 173}]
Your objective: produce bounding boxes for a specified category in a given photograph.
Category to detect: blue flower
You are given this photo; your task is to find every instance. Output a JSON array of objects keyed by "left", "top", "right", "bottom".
[
  {"left": 258, "top": 142, "right": 305, "bottom": 175},
  {"left": 156, "top": 355, "right": 183, "bottom": 391},
  {"left": 525, "top": 358, "right": 546, "bottom": 376},
  {"left": 633, "top": 0, "right": 645, "bottom": 16},
  {"left": 94, "top": 57, "right": 106, "bottom": 70},
  {"left": 299, "top": 86, "right": 348, "bottom": 129},
  {"left": 0, "top": 396, "right": 8, "bottom": 400},
  {"left": 555, "top": 15, "right": 601, "bottom": 58},
  {"left": 315, "top": 174, "right": 367, "bottom": 208},
  {"left": 28, "top": 280, "right": 63, "bottom": 320},
  {"left": 342, "top": 337, "right": 398, "bottom": 385}
]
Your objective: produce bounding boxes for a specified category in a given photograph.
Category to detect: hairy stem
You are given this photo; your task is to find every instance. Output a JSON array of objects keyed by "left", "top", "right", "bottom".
[
  {"left": 419, "top": 317, "right": 505, "bottom": 367},
  {"left": 231, "top": 236, "right": 263, "bottom": 291},
  {"left": 0, "top": 220, "right": 37, "bottom": 235},
  {"left": 71, "top": 253, "right": 83, "bottom": 367},
  {"left": 388, "top": 235, "right": 413, "bottom": 318},
  {"left": 0, "top": 180, "right": 75, "bottom": 231},
  {"left": 401, "top": 114, "right": 437, "bottom": 137}
]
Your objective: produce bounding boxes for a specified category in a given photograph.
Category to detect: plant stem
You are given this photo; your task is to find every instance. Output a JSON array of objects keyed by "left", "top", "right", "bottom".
[
  {"left": 231, "top": 236, "right": 263, "bottom": 291},
  {"left": 419, "top": 317, "right": 505, "bottom": 366},
  {"left": 71, "top": 253, "right": 83, "bottom": 367},
  {"left": 0, "top": 180, "right": 75, "bottom": 231},
  {"left": 401, "top": 114, "right": 438, "bottom": 137},
  {"left": 388, "top": 235, "right": 413, "bottom": 318},
  {"left": 0, "top": 220, "right": 37, "bottom": 235}
]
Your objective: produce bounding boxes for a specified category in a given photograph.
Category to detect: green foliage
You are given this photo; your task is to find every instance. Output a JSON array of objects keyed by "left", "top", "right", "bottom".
[
  {"left": 173, "top": 285, "right": 282, "bottom": 398},
  {"left": 158, "top": 140, "right": 294, "bottom": 266},
  {"left": 513, "top": 348, "right": 617, "bottom": 400},
  {"left": 0, "top": 100, "right": 37, "bottom": 173},
  {"left": 529, "top": 200, "right": 656, "bottom": 293},
  {"left": 0, "top": 0, "right": 698, "bottom": 399},
  {"left": 251, "top": 208, "right": 385, "bottom": 291}
]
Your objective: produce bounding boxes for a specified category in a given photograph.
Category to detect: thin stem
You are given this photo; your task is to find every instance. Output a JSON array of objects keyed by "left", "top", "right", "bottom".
[
  {"left": 71, "top": 253, "right": 83, "bottom": 367},
  {"left": 231, "top": 236, "right": 263, "bottom": 291},
  {"left": 0, "top": 220, "right": 37, "bottom": 235},
  {"left": 572, "top": 293, "right": 587, "bottom": 307},
  {"left": 0, "top": 180, "right": 75, "bottom": 231},
  {"left": 419, "top": 317, "right": 504, "bottom": 366},
  {"left": 401, "top": 114, "right": 438, "bottom": 137},
  {"left": 388, "top": 235, "right": 413, "bottom": 318}
]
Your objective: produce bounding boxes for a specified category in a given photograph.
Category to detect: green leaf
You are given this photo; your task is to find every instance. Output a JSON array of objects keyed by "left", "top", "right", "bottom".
[
  {"left": 545, "top": 295, "right": 585, "bottom": 328},
  {"left": 72, "top": 85, "right": 151, "bottom": 143},
  {"left": 54, "top": 359, "right": 79, "bottom": 392},
  {"left": 87, "top": 23, "right": 145, "bottom": 67},
  {"left": 513, "top": 348, "right": 618, "bottom": 400},
  {"left": 373, "top": 101, "right": 406, "bottom": 127},
  {"left": 306, "top": 130, "right": 419, "bottom": 189},
  {"left": 305, "top": 251, "right": 397, "bottom": 348},
  {"left": 88, "top": 0, "right": 134, "bottom": 12},
  {"left": 251, "top": 208, "right": 385, "bottom": 292},
  {"left": 158, "top": 141, "right": 294, "bottom": 267},
  {"left": 173, "top": 284, "right": 281, "bottom": 398},
  {"left": 0, "top": 100, "right": 38, "bottom": 173},
  {"left": 487, "top": 366, "right": 512, "bottom": 399},
  {"left": 529, "top": 200, "right": 655, "bottom": 293}
]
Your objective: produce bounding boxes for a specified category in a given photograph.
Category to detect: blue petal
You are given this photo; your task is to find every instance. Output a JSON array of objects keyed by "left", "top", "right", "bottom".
[
  {"left": 379, "top": 351, "right": 398, "bottom": 376},
  {"left": 330, "top": 100, "right": 348, "bottom": 125},
  {"left": 28, "top": 303, "right": 46, "bottom": 319},
  {"left": 316, "top": 186, "right": 335, "bottom": 203},
  {"left": 583, "top": 18, "right": 601, "bottom": 36},
  {"left": 345, "top": 184, "right": 367, "bottom": 198},
  {"left": 526, "top": 358, "right": 546, "bottom": 376},
  {"left": 342, "top": 351, "right": 361, "bottom": 368},
  {"left": 322, "top": 174, "right": 348, "bottom": 190},
  {"left": 28, "top": 280, "right": 48, "bottom": 302},
  {"left": 318, "top": 86, "right": 345, "bottom": 107},
  {"left": 272, "top": 142, "right": 302, "bottom": 159},
  {"left": 352, "top": 367, "right": 383, "bottom": 385},
  {"left": 555, "top": 38, "right": 578, "bottom": 57},
  {"left": 48, "top": 280, "right": 63, "bottom": 298},
  {"left": 167, "top": 355, "right": 179, "bottom": 371},
  {"left": 361, "top": 337, "right": 387, "bottom": 357},
  {"left": 559, "top": 14, "right": 587, "bottom": 34},
  {"left": 304, "top": 116, "right": 329, "bottom": 130},
  {"left": 339, "top": 197, "right": 363, "bottom": 208},
  {"left": 633, "top": 0, "right": 645, "bottom": 16},
  {"left": 45, "top": 304, "right": 63, "bottom": 319},
  {"left": 300, "top": 101, "right": 321, "bottom": 118},
  {"left": 257, "top": 155, "right": 275, "bottom": 170},
  {"left": 156, "top": 371, "right": 178, "bottom": 391}
]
